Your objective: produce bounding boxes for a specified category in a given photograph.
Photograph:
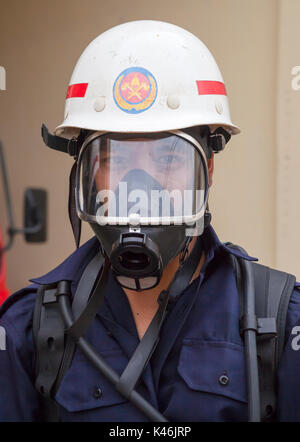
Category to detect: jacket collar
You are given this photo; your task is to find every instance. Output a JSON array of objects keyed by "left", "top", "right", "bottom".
[
  {"left": 29, "top": 236, "right": 100, "bottom": 286},
  {"left": 30, "top": 225, "right": 257, "bottom": 286}
]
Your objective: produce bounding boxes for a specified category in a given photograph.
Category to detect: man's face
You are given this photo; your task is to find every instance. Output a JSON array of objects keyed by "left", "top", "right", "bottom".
[
  {"left": 79, "top": 133, "right": 214, "bottom": 221},
  {"left": 94, "top": 136, "right": 211, "bottom": 196}
]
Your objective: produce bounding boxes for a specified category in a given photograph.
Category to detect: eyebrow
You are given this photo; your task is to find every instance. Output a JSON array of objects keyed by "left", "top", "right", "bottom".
[
  {"left": 153, "top": 144, "right": 186, "bottom": 154},
  {"left": 103, "top": 141, "right": 131, "bottom": 154}
]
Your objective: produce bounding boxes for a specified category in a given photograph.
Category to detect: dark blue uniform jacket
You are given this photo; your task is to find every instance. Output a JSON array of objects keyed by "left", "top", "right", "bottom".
[{"left": 0, "top": 225, "right": 299, "bottom": 422}]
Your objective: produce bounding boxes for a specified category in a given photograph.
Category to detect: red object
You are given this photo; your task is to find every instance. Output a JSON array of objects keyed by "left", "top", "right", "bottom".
[
  {"left": 196, "top": 80, "right": 227, "bottom": 95},
  {"left": 120, "top": 71, "right": 151, "bottom": 104},
  {"left": 66, "top": 83, "right": 88, "bottom": 98},
  {"left": 0, "top": 229, "right": 9, "bottom": 305}
]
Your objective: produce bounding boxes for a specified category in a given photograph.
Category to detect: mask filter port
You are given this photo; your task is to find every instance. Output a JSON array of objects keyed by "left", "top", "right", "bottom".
[
  {"left": 119, "top": 250, "right": 150, "bottom": 271},
  {"left": 110, "top": 232, "right": 161, "bottom": 278}
]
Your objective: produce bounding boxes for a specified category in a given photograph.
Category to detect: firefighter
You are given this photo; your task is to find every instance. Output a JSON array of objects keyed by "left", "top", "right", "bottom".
[{"left": 0, "top": 20, "right": 299, "bottom": 422}]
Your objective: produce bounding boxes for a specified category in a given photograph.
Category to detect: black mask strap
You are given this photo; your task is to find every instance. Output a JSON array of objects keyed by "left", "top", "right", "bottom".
[
  {"left": 68, "top": 161, "right": 81, "bottom": 248},
  {"left": 57, "top": 236, "right": 203, "bottom": 419},
  {"left": 41, "top": 124, "right": 88, "bottom": 248},
  {"left": 114, "top": 234, "right": 203, "bottom": 399},
  {"left": 41, "top": 124, "right": 81, "bottom": 157},
  {"left": 182, "top": 125, "right": 231, "bottom": 158}
]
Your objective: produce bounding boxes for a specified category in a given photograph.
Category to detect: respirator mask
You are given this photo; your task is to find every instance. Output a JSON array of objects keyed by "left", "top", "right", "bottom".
[{"left": 75, "top": 130, "right": 210, "bottom": 290}]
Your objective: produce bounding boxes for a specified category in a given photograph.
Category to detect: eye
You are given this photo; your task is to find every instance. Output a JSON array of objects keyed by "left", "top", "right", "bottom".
[
  {"left": 102, "top": 155, "right": 127, "bottom": 167},
  {"left": 156, "top": 154, "right": 185, "bottom": 167}
]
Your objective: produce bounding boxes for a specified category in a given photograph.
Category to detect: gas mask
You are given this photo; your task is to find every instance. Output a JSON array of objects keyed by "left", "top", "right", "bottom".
[{"left": 75, "top": 130, "right": 210, "bottom": 291}]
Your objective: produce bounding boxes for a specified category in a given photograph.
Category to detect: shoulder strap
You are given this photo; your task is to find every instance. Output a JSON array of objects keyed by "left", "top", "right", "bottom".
[
  {"left": 251, "top": 262, "right": 295, "bottom": 421},
  {"left": 32, "top": 250, "right": 104, "bottom": 421},
  {"left": 52, "top": 251, "right": 104, "bottom": 395},
  {"left": 252, "top": 263, "right": 296, "bottom": 368},
  {"left": 228, "top": 248, "right": 296, "bottom": 422},
  {"left": 33, "top": 283, "right": 66, "bottom": 421}
]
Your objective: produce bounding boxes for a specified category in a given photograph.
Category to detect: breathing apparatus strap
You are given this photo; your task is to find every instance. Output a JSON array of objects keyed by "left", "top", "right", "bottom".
[
  {"left": 115, "top": 289, "right": 169, "bottom": 398},
  {"left": 52, "top": 233, "right": 203, "bottom": 404},
  {"left": 169, "top": 236, "right": 204, "bottom": 302},
  {"left": 114, "top": 235, "right": 204, "bottom": 399},
  {"left": 251, "top": 263, "right": 295, "bottom": 421},
  {"left": 42, "top": 123, "right": 231, "bottom": 160},
  {"left": 41, "top": 233, "right": 203, "bottom": 418},
  {"left": 41, "top": 124, "right": 85, "bottom": 248},
  {"left": 68, "top": 161, "right": 81, "bottom": 249},
  {"left": 227, "top": 245, "right": 296, "bottom": 422},
  {"left": 65, "top": 258, "right": 110, "bottom": 341},
  {"left": 33, "top": 249, "right": 105, "bottom": 413},
  {"left": 34, "top": 284, "right": 66, "bottom": 402}
]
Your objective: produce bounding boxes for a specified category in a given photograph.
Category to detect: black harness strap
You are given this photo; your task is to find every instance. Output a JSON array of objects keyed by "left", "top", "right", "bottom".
[
  {"left": 115, "top": 290, "right": 170, "bottom": 399},
  {"left": 273, "top": 269, "right": 296, "bottom": 368},
  {"left": 227, "top": 245, "right": 296, "bottom": 422},
  {"left": 34, "top": 235, "right": 296, "bottom": 422},
  {"left": 33, "top": 250, "right": 105, "bottom": 420},
  {"left": 68, "top": 161, "right": 81, "bottom": 249},
  {"left": 34, "top": 285, "right": 66, "bottom": 399},
  {"left": 72, "top": 251, "right": 105, "bottom": 320},
  {"left": 252, "top": 263, "right": 295, "bottom": 421},
  {"left": 41, "top": 124, "right": 88, "bottom": 249},
  {"left": 65, "top": 258, "right": 109, "bottom": 341},
  {"left": 114, "top": 236, "right": 204, "bottom": 399},
  {"left": 32, "top": 284, "right": 61, "bottom": 422},
  {"left": 52, "top": 251, "right": 105, "bottom": 395}
]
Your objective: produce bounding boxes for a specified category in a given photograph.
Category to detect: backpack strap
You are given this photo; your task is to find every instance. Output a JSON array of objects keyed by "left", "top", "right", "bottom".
[
  {"left": 33, "top": 283, "right": 66, "bottom": 421},
  {"left": 32, "top": 250, "right": 104, "bottom": 421},
  {"left": 251, "top": 262, "right": 296, "bottom": 421},
  {"left": 227, "top": 245, "right": 296, "bottom": 422}
]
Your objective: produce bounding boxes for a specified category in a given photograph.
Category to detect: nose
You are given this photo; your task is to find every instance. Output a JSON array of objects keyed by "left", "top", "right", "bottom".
[{"left": 130, "top": 145, "right": 152, "bottom": 171}]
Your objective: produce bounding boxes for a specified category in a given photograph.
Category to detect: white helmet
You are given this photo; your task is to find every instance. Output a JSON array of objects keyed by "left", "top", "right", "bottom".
[{"left": 55, "top": 20, "right": 240, "bottom": 138}]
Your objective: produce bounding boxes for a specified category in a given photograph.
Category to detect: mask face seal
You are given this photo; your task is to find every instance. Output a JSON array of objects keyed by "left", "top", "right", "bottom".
[{"left": 75, "top": 130, "right": 209, "bottom": 290}]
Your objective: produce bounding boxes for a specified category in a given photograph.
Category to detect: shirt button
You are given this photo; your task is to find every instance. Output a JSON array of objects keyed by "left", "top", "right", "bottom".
[
  {"left": 93, "top": 387, "right": 102, "bottom": 399},
  {"left": 218, "top": 374, "right": 229, "bottom": 386}
]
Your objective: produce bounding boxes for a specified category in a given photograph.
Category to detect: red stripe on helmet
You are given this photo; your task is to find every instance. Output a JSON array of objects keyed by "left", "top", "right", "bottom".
[
  {"left": 66, "top": 83, "right": 88, "bottom": 98},
  {"left": 196, "top": 81, "right": 227, "bottom": 95}
]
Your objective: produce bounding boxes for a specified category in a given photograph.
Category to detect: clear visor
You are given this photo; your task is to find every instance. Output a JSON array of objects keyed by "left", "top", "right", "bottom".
[{"left": 76, "top": 132, "right": 208, "bottom": 226}]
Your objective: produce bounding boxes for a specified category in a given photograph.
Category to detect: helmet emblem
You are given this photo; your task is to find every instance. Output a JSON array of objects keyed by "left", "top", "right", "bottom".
[{"left": 113, "top": 67, "right": 157, "bottom": 114}]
